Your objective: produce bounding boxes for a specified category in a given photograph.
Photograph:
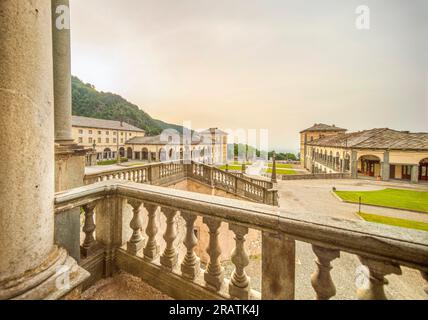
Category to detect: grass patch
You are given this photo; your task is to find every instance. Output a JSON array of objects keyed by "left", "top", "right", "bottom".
[
  {"left": 358, "top": 212, "right": 428, "bottom": 232},
  {"left": 335, "top": 188, "right": 428, "bottom": 213},
  {"left": 97, "top": 158, "right": 128, "bottom": 166},
  {"left": 265, "top": 168, "right": 296, "bottom": 175},
  {"left": 268, "top": 163, "right": 293, "bottom": 169}
]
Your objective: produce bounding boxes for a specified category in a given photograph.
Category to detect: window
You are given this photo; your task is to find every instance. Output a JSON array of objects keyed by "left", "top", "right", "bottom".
[
  {"left": 113, "top": 138, "right": 117, "bottom": 143},
  {"left": 98, "top": 131, "right": 102, "bottom": 135},
  {"left": 113, "top": 132, "right": 117, "bottom": 136},
  {"left": 88, "top": 137, "right": 93, "bottom": 143},
  {"left": 78, "top": 129, "right": 83, "bottom": 134},
  {"left": 129, "top": 133, "right": 132, "bottom": 136},
  {"left": 106, "top": 131, "right": 109, "bottom": 135},
  {"left": 89, "top": 130, "right": 93, "bottom": 134},
  {"left": 106, "top": 138, "right": 109, "bottom": 143},
  {"left": 78, "top": 137, "right": 83, "bottom": 143},
  {"left": 121, "top": 138, "right": 124, "bottom": 143},
  {"left": 121, "top": 132, "right": 124, "bottom": 136},
  {"left": 97, "top": 138, "right": 101, "bottom": 143}
]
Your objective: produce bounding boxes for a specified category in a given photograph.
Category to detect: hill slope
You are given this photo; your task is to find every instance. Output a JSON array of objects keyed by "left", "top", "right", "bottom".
[{"left": 72, "top": 76, "right": 183, "bottom": 135}]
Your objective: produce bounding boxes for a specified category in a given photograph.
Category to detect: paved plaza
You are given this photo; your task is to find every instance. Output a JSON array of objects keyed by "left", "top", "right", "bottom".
[{"left": 277, "top": 178, "right": 428, "bottom": 223}]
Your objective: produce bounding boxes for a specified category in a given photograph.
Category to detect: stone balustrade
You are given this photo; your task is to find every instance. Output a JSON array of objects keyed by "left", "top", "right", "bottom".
[
  {"left": 230, "top": 172, "right": 274, "bottom": 189},
  {"left": 55, "top": 180, "right": 428, "bottom": 300},
  {"left": 84, "top": 161, "right": 278, "bottom": 206}
]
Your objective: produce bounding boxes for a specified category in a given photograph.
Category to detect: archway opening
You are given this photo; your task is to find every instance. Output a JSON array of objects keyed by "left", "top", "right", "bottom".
[
  {"left": 358, "top": 155, "right": 381, "bottom": 177},
  {"left": 419, "top": 158, "right": 428, "bottom": 181},
  {"left": 142, "top": 148, "right": 149, "bottom": 161},
  {"left": 126, "top": 147, "right": 132, "bottom": 159}
]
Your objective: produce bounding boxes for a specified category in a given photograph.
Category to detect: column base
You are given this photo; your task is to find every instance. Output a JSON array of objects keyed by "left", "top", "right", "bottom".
[{"left": 0, "top": 246, "right": 90, "bottom": 300}]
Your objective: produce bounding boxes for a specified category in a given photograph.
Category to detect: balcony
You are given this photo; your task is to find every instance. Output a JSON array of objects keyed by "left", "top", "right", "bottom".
[{"left": 55, "top": 179, "right": 428, "bottom": 300}]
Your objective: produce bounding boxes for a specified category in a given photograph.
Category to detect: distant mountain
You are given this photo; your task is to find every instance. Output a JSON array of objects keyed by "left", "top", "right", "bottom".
[{"left": 71, "top": 76, "right": 184, "bottom": 135}]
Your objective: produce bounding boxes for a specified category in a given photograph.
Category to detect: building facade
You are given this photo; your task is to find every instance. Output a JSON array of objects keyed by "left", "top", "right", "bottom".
[
  {"left": 301, "top": 125, "right": 428, "bottom": 184},
  {"left": 300, "top": 123, "right": 347, "bottom": 168},
  {"left": 72, "top": 116, "right": 146, "bottom": 160},
  {"left": 72, "top": 116, "right": 229, "bottom": 164},
  {"left": 125, "top": 128, "right": 229, "bottom": 164}
]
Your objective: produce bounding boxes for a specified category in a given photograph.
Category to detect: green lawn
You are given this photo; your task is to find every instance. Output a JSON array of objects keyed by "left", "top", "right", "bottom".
[
  {"left": 265, "top": 168, "right": 297, "bottom": 175},
  {"left": 268, "top": 163, "right": 293, "bottom": 169},
  {"left": 97, "top": 158, "right": 128, "bottom": 166},
  {"left": 358, "top": 212, "right": 428, "bottom": 232},
  {"left": 218, "top": 164, "right": 243, "bottom": 171},
  {"left": 335, "top": 188, "right": 428, "bottom": 213}
]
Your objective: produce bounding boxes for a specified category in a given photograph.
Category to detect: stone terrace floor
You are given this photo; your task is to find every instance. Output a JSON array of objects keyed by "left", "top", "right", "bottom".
[{"left": 81, "top": 271, "right": 172, "bottom": 300}]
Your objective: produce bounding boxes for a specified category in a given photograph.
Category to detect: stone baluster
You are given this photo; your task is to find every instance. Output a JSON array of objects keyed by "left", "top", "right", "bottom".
[
  {"left": 356, "top": 256, "right": 402, "bottom": 300},
  {"left": 127, "top": 199, "right": 145, "bottom": 255},
  {"left": 310, "top": 245, "right": 340, "bottom": 300},
  {"left": 160, "top": 207, "right": 178, "bottom": 270},
  {"left": 143, "top": 203, "right": 160, "bottom": 261},
  {"left": 203, "top": 217, "right": 224, "bottom": 291},
  {"left": 229, "top": 224, "right": 251, "bottom": 299},
  {"left": 81, "top": 202, "right": 97, "bottom": 257},
  {"left": 180, "top": 211, "right": 200, "bottom": 280}
]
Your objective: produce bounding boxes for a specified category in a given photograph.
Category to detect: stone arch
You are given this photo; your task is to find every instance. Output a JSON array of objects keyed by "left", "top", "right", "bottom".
[
  {"left": 126, "top": 147, "right": 132, "bottom": 159},
  {"left": 142, "top": 148, "right": 149, "bottom": 160},
  {"left": 103, "top": 148, "right": 111, "bottom": 159},
  {"left": 358, "top": 154, "right": 381, "bottom": 177},
  {"left": 419, "top": 158, "right": 428, "bottom": 181}
]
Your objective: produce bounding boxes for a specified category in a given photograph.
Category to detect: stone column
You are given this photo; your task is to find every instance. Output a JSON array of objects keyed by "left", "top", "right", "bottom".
[
  {"left": 351, "top": 150, "right": 358, "bottom": 179},
  {"left": 0, "top": 0, "right": 88, "bottom": 299},
  {"left": 52, "top": 0, "right": 73, "bottom": 144},
  {"left": 411, "top": 165, "right": 419, "bottom": 184},
  {"left": 381, "top": 151, "right": 390, "bottom": 181}
]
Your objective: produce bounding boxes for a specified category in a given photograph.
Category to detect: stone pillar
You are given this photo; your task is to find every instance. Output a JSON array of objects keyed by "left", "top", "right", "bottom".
[
  {"left": 0, "top": 0, "right": 88, "bottom": 299},
  {"left": 52, "top": 0, "right": 73, "bottom": 144},
  {"left": 351, "top": 150, "right": 358, "bottom": 179},
  {"left": 262, "top": 232, "right": 295, "bottom": 299},
  {"left": 411, "top": 165, "right": 419, "bottom": 184},
  {"left": 381, "top": 151, "right": 390, "bottom": 181}
]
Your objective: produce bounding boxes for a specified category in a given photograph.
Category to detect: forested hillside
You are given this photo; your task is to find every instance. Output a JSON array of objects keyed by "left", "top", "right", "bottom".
[{"left": 72, "top": 76, "right": 184, "bottom": 135}]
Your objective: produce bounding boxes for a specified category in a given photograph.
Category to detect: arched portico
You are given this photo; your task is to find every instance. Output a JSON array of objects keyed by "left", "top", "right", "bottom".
[
  {"left": 126, "top": 147, "right": 132, "bottom": 159},
  {"left": 142, "top": 148, "right": 149, "bottom": 161},
  {"left": 116, "top": 147, "right": 123, "bottom": 158},
  {"left": 419, "top": 158, "right": 428, "bottom": 181},
  {"left": 358, "top": 155, "right": 381, "bottom": 177},
  {"left": 103, "top": 148, "right": 112, "bottom": 159}
]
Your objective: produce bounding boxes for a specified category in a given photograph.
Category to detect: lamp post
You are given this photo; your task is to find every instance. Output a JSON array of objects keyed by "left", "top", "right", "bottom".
[{"left": 271, "top": 151, "right": 278, "bottom": 183}]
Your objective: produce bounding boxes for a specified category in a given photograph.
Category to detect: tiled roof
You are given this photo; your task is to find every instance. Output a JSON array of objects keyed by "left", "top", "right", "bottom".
[
  {"left": 72, "top": 116, "right": 144, "bottom": 132},
  {"left": 300, "top": 123, "right": 347, "bottom": 133},
  {"left": 126, "top": 134, "right": 201, "bottom": 145},
  {"left": 307, "top": 128, "right": 428, "bottom": 150},
  {"left": 199, "top": 128, "right": 229, "bottom": 135}
]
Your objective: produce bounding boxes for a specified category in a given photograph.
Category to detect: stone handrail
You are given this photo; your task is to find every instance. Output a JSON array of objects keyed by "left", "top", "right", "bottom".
[
  {"left": 229, "top": 172, "right": 274, "bottom": 189},
  {"left": 188, "top": 163, "right": 278, "bottom": 205},
  {"left": 84, "top": 161, "right": 278, "bottom": 206},
  {"left": 55, "top": 180, "right": 428, "bottom": 300}
]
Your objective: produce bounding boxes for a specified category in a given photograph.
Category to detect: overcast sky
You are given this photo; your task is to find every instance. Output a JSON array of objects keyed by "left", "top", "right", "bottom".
[{"left": 70, "top": 0, "right": 428, "bottom": 152}]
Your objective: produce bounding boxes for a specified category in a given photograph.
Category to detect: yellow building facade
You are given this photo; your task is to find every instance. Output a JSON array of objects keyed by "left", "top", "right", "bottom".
[
  {"left": 72, "top": 116, "right": 228, "bottom": 164},
  {"left": 72, "top": 116, "right": 145, "bottom": 160},
  {"left": 301, "top": 125, "right": 428, "bottom": 184}
]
